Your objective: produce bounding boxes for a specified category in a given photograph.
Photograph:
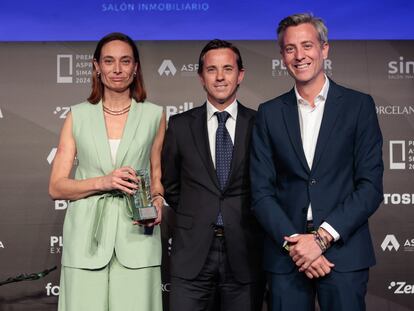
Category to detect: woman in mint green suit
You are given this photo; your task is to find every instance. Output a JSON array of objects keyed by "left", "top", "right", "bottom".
[{"left": 49, "top": 32, "right": 166, "bottom": 311}]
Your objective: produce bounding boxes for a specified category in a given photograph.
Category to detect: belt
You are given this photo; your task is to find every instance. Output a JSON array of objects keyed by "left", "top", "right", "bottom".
[
  {"left": 92, "top": 191, "right": 134, "bottom": 250},
  {"left": 213, "top": 226, "right": 225, "bottom": 237}
]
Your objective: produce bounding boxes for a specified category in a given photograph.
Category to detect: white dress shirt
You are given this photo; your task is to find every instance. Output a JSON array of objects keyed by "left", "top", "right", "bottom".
[
  {"left": 206, "top": 100, "right": 238, "bottom": 167},
  {"left": 295, "top": 77, "right": 340, "bottom": 241}
]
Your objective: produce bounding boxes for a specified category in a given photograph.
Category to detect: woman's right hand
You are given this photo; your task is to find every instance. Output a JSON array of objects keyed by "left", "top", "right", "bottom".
[{"left": 100, "top": 166, "right": 139, "bottom": 195}]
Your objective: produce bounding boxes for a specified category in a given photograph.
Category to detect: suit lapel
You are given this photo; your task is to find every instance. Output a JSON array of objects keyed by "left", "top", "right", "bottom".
[
  {"left": 190, "top": 104, "right": 220, "bottom": 189},
  {"left": 226, "top": 102, "right": 251, "bottom": 188},
  {"left": 311, "top": 81, "right": 343, "bottom": 172},
  {"left": 282, "top": 90, "right": 311, "bottom": 173},
  {"left": 90, "top": 100, "right": 113, "bottom": 175},
  {"left": 115, "top": 99, "right": 143, "bottom": 167}
]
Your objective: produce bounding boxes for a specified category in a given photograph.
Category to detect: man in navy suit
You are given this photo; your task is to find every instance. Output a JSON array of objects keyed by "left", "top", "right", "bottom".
[{"left": 250, "top": 13, "right": 383, "bottom": 311}]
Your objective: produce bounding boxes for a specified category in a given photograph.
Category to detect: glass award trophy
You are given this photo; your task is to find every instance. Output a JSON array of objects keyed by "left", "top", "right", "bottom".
[{"left": 131, "top": 169, "right": 157, "bottom": 221}]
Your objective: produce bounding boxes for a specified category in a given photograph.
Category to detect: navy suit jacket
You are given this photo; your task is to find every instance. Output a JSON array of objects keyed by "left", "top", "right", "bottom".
[{"left": 250, "top": 80, "right": 383, "bottom": 273}]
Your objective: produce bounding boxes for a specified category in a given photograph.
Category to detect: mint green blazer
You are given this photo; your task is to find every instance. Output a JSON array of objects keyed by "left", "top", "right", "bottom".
[{"left": 61, "top": 99, "right": 162, "bottom": 269}]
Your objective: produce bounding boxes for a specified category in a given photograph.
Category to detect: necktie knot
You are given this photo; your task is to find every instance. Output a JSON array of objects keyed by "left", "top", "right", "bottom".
[{"left": 215, "top": 111, "right": 230, "bottom": 124}]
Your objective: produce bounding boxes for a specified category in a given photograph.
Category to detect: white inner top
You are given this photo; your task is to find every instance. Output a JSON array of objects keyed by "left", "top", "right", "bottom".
[{"left": 108, "top": 139, "right": 121, "bottom": 165}]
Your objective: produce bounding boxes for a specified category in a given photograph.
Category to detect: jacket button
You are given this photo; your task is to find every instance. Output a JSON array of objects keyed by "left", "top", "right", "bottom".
[{"left": 310, "top": 179, "right": 317, "bottom": 185}]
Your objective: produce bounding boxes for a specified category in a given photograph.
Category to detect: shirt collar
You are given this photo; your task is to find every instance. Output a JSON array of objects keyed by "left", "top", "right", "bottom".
[
  {"left": 206, "top": 99, "right": 238, "bottom": 121},
  {"left": 294, "top": 75, "right": 330, "bottom": 108}
]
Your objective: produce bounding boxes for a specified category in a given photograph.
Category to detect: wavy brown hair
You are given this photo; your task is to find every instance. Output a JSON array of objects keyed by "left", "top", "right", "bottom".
[{"left": 88, "top": 32, "right": 147, "bottom": 104}]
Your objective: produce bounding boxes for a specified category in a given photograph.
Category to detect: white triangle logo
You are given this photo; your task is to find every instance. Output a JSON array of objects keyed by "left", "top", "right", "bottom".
[
  {"left": 158, "top": 60, "right": 177, "bottom": 76},
  {"left": 381, "top": 234, "right": 400, "bottom": 251}
]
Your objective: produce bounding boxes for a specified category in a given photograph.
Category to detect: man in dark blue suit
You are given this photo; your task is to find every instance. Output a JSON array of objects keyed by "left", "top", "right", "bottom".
[{"left": 250, "top": 13, "right": 383, "bottom": 311}]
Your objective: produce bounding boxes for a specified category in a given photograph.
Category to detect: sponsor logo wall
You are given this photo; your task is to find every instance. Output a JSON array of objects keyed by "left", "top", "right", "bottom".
[{"left": 0, "top": 40, "right": 413, "bottom": 311}]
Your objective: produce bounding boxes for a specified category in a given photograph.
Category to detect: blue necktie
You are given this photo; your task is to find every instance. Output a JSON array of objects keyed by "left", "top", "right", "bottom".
[{"left": 215, "top": 111, "right": 233, "bottom": 226}]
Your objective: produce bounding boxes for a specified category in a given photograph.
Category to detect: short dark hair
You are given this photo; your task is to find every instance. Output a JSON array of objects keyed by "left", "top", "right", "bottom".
[
  {"left": 88, "top": 32, "right": 147, "bottom": 104},
  {"left": 197, "top": 39, "right": 243, "bottom": 75},
  {"left": 277, "top": 13, "right": 328, "bottom": 48}
]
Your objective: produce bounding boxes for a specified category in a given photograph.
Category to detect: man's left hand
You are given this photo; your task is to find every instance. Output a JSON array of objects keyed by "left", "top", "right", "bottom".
[{"left": 303, "top": 255, "right": 335, "bottom": 279}]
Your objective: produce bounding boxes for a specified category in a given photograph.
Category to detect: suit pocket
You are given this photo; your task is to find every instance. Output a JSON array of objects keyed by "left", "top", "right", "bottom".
[{"left": 175, "top": 212, "right": 193, "bottom": 229}]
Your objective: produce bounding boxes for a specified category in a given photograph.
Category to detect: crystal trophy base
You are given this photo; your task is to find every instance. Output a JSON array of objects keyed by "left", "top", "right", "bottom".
[{"left": 133, "top": 206, "right": 157, "bottom": 221}]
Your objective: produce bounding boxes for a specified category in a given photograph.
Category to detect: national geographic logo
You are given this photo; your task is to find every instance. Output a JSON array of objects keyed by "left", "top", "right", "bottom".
[
  {"left": 102, "top": 2, "right": 210, "bottom": 12},
  {"left": 166, "top": 102, "right": 194, "bottom": 121},
  {"left": 388, "top": 57, "right": 414, "bottom": 80},
  {"left": 53, "top": 106, "right": 70, "bottom": 119},
  {"left": 389, "top": 140, "right": 414, "bottom": 170},
  {"left": 50, "top": 236, "right": 63, "bottom": 254},
  {"left": 381, "top": 234, "right": 414, "bottom": 252},
  {"left": 376, "top": 105, "right": 414, "bottom": 115},
  {"left": 57, "top": 54, "right": 93, "bottom": 84},
  {"left": 388, "top": 281, "right": 414, "bottom": 294},
  {"left": 158, "top": 59, "right": 199, "bottom": 77},
  {"left": 271, "top": 59, "right": 333, "bottom": 77},
  {"left": 45, "top": 283, "right": 60, "bottom": 296},
  {"left": 384, "top": 193, "right": 414, "bottom": 205}
]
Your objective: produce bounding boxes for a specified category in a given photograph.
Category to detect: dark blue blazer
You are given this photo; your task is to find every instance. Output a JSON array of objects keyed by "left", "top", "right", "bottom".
[{"left": 250, "top": 80, "right": 383, "bottom": 273}]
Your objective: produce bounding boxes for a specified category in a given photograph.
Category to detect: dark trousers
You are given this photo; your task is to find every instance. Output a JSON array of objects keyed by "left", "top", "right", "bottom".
[
  {"left": 170, "top": 236, "right": 264, "bottom": 311},
  {"left": 268, "top": 267, "right": 369, "bottom": 311}
]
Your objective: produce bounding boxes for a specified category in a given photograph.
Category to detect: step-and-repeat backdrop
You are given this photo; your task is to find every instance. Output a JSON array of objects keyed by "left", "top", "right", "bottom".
[{"left": 0, "top": 40, "right": 413, "bottom": 311}]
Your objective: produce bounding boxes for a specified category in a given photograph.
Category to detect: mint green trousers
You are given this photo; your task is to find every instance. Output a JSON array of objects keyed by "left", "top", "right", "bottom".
[{"left": 58, "top": 254, "right": 162, "bottom": 311}]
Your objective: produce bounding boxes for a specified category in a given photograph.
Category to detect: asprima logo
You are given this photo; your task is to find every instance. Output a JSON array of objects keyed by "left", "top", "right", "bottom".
[
  {"left": 381, "top": 234, "right": 414, "bottom": 252},
  {"left": 57, "top": 54, "right": 93, "bottom": 84},
  {"left": 0, "top": 107, "right": 3, "bottom": 119},
  {"left": 158, "top": 59, "right": 198, "bottom": 77},
  {"left": 388, "top": 56, "right": 414, "bottom": 79},
  {"left": 388, "top": 281, "right": 414, "bottom": 294},
  {"left": 271, "top": 58, "right": 333, "bottom": 77},
  {"left": 0, "top": 241, "right": 4, "bottom": 249},
  {"left": 158, "top": 60, "right": 177, "bottom": 76},
  {"left": 389, "top": 140, "right": 414, "bottom": 170},
  {"left": 381, "top": 234, "right": 400, "bottom": 251}
]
